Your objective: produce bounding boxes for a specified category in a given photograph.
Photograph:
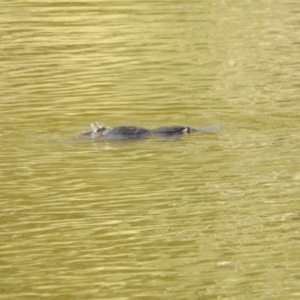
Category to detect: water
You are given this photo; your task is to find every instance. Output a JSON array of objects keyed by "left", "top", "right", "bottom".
[{"left": 1, "top": 0, "right": 300, "bottom": 299}]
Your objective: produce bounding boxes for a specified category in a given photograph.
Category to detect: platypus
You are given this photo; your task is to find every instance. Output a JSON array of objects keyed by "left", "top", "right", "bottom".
[
  {"left": 82, "top": 124, "right": 150, "bottom": 139},
  {"left": 81, "top": 123, "right": 220, "bottom": 140}
]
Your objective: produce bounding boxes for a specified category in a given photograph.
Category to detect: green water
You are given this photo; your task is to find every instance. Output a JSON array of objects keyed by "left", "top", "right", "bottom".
[{"left": 1, "top": 0, "right": 300, "bottom": 299}]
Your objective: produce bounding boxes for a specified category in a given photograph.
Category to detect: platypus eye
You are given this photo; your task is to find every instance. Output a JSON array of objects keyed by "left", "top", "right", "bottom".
[{"left": 182, "top": 127, "right": 190, "bottom": 134}]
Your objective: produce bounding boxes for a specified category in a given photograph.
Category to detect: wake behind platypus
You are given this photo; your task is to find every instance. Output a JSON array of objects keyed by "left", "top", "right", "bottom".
[{"left": 81, "top": 123, "right": 220, "bottom": 140}]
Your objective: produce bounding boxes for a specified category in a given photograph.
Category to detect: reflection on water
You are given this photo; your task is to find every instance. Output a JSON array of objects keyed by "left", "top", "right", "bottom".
[{"left": 1, "top": 0, "right": 300, "bottom": 299}]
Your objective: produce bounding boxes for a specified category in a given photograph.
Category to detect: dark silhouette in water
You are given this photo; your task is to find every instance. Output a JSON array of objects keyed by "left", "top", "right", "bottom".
[
  {"left": 81, "top": 123, "right": 220, "bottom": 140},
  {"left": 82, "top": 124, "right": 150, "bottom": 139},
  {"left": 152, "top": 126, "right": 196, "bottom": 136}
]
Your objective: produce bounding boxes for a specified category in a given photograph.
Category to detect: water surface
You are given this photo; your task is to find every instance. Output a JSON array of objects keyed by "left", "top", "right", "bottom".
[{"left": 1, "top": 0, "right": 300, "bottom": 299}]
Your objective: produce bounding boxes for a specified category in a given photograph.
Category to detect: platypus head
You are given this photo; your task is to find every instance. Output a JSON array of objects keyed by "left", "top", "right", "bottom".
[{"left": 183, "top": 127, "right": 197, "bottom": 134}]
